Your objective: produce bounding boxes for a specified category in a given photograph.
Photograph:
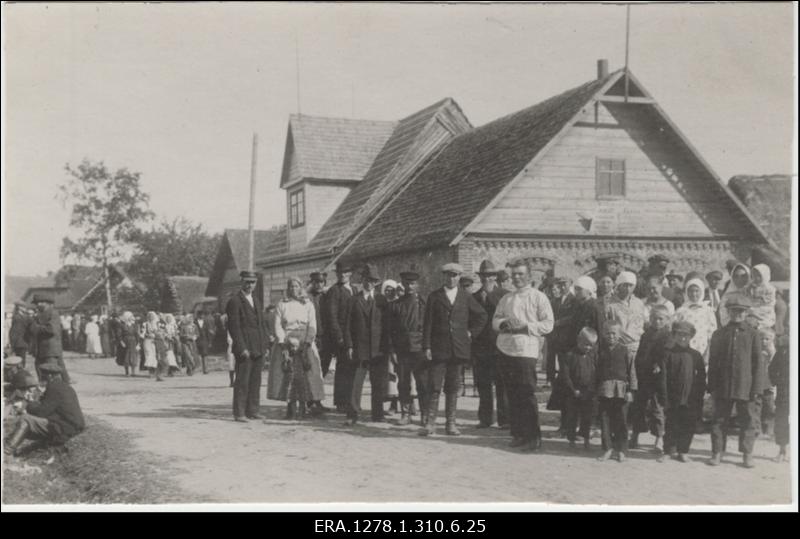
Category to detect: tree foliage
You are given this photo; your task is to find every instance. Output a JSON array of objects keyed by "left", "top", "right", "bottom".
[{"left": 127, "top": 217, "right": 221, "bottom": 310}]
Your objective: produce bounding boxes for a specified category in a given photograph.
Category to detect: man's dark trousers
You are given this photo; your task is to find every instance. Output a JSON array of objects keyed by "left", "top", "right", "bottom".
[
  {"left": 333, "top": 345, "right": 357, "bottom": 408},
  {"left": 233, "top": 355, "right": 265, "bottom": 418},
  {"left": 664, "top": 405, "right": 696, "bottom": 454},
  {"left": 419, "top": 360, "right": 461, "bottom": 422},
  {"left": 598, "top": 397, "right": 629, "bottom": 452},
  {"left": 397, "top": 351, "right": 425, "bottom": 416},
  {"left": 711, "top": 395, "right": 761, "bottom": 455},
  {"left": 473, "top": 351, "right": 507, "bottom": 426},
  {"left": 499, "top": 353, "right": 540, "bottom": 442}
]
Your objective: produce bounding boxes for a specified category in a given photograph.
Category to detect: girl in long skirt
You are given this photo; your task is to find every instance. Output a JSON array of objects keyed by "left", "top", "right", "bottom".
[
  {"left": 116, "top": 311, "right": 140, "bottom": 377},
  {"left": 142, "top": 311, "right": 159, "bottom": 375},
  {"left": 84, "top": 315, "right": 103, "bottom": 358},
  {"left": 163, "top": 314, "right": 181, "bottom": 376}
]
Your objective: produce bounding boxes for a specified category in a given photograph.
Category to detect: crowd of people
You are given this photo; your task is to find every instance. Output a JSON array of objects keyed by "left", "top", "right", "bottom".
[
  {"left": 3, "top": 253, "right": 791, "bottom": 467},
  {"left": 223, "top": 253, "right": 790, "bottom": 468}
]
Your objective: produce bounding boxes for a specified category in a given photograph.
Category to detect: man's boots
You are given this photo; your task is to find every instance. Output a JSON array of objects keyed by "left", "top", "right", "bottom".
[
  {"left": 229, "top": 371, "right": 235, "bottom": 387},
  {"left": 629, "top": 432, "right": 640, "bottom": 449},
  {"left": 397, "top": 403, "right": 411, "bottom": 425},
  {"left": 445, "top": 392, "right": 460, "bottom": 436},
  {"left": 4, "top": 422, "right": 30, "bottom": 457},
  {"left": 707, "top": 452, "right": 722, "bottom": 466},
  {"left": 418, "top": 394, "right": 439, "bottom": 436},
  {"left": 743, "top": 453, "right": 756, "bottom": 469},
  {"left": 285, "top": 401, "right": 296, "bottom": 420},
  {"left": 202, "top": 357, "right": 208, "bottom": 375}
]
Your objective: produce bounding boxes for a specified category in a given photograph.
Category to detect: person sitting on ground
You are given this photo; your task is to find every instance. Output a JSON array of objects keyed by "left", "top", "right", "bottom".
[
  {"left": 6, "top": 371, "right": 41, "bottom": 415},
  {"left": 4, "top": 363, "right": 85, "bottom": 457},
  {"left": 656, "top": 321, "right": 706, "bottom": 463},
  {"left": 4, "top": 355, "right": 35, "bottom": 403}
]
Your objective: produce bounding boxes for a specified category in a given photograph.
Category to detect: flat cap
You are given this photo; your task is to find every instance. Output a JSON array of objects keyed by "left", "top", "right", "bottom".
[
  {"left": 725, "top": 296, "right": 752, "bottom": 310},
  {"left": 459, "top": 276, "right": 474, "bottom": 286},
  {"left": 39, "top": 363, "right": 62, "bottom": 374},
  {"left": 705, "top": 270, "right": 724, "bottom": 281},
  {"left": 335, "top": 261, "right": 353, "bottom": 273},
  {"left": 649, "top": 254, "right": 670, "bottom": 264},
  {"left": 309, "top": 272, "right": 327, "bottom": 283},
  {"left": 32, "top": 292, "right": 55, "bottom": 304},
  {"left": 666, "top": 271, "right": 684, "bottom": 282},
  {"left": 672, "top": 320, "right": 697, "bottom": 336},
  {"left": 399, "top": 271, "right": 420, "bottom": 281},
  {"left": 496, "top": 270, "right": 509, "bottom": 281},
  {"left": 441, "top": 263, "right": 464, "bottom": 274},
  {"left": 239, "top": 270, "right": 258, "bottom": 281},
  {"left": 4, "top": 355, "right": 23, "bottom": 367}
]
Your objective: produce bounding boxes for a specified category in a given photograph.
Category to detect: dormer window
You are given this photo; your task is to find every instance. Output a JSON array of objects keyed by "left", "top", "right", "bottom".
[
  {"left": 596, "top": 158, "right": 626, "bottom": 198},
  {"left": 289, "top": 188, "right": 305, "bottom": 228}
]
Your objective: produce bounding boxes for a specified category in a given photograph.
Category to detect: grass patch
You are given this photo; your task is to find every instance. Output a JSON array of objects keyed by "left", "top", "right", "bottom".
[{"left": 3, "top": 415, "right": 205, "bottom": 504}]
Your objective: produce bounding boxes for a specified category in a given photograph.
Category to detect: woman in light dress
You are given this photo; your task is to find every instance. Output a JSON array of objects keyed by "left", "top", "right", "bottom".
[
  {"left": 141, "top": 311, "right": 160, "bottom": 373},
  {"left": 674, "top": 277, "right": 717, "bottom": 362},
  {"left": 116, "top": 311, "right": 140, "bottom": 377},
  {"left": 266, "top": 277, "right": 326, "bottom": 419},
  {"left": 84, "top": 314, "right": 103, "bottom": 358},
  {"left": 163, "top": 313, "right": 181, "bottom": 376}
]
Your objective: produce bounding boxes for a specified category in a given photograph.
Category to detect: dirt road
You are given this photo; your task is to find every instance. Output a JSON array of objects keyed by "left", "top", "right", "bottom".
[{"left": 62, "top": 353, "right": 791, "bottom": 506}]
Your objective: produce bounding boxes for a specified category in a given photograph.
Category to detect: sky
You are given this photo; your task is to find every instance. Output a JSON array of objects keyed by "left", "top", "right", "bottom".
[{"left": 2, "top": 2, "right": 796, "bottom": 277}]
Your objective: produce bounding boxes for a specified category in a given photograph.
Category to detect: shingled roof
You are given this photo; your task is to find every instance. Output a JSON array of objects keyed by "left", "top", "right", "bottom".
[
  {"left": 342, "top": 73, "right": 617, "bottom": 259},
  {"left": 206, "top": 227, "right": 288, "bottom": 296},
  {"left": 280, "top": 115, "right": 397, "bottom": 187},
  {"left": 307, "top": 98, "right": 471, "bottom": 250}
]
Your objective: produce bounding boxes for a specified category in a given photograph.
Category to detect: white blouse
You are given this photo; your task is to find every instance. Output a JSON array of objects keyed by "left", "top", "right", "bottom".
[{"left": 274, "top": 298, "right": 317, "bottom": 344}]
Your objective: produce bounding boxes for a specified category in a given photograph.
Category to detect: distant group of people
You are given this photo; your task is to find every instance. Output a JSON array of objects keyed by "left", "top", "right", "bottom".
[{"left": 222, "top": 252, "right": 790, "bottom": 468}]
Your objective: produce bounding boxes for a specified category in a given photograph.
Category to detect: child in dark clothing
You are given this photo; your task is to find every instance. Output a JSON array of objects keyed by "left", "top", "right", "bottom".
[
  {"left": 630, "top": 304, "right": 672, "bottom": 453},
  {"left": 596, "top": 321, "right": 637, "bottom": 462},
  {"left": 657, "top": 321, "right": 706, "bottom": 463},
  {"left": 768, "top": 334, "right": 789, "bottom": 463},
  {"left": 562, "top": 327, "right": 598, "bottom": 450}
]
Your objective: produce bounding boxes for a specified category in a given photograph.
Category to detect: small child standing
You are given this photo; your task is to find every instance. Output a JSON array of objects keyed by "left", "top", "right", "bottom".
[
  {"left": 758, "top": 329, "right": 777, "bottom": 438},
  {"left": 630, "top": 304, "right": 672, "bottom": 453},
  {"left": 768, "top": 333, "right": 790, "bottom": 462},
  {"left": 658, "top": 321, "right": 706, "bottom": 463},
  {"left": 561, "top": 327, "right": 598, "bottom": 450},
  {"left": 596, "top": 321, "right": 637, "bottom": 462}
]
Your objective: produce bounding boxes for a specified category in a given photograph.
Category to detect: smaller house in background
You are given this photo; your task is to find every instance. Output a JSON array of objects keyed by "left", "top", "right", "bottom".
[
  {"left": 205, "top": 227, "right": 287, "bottom": 309},
  {"left": 161, "top": 275, "right": 215, "bottom": 315},
  {"left": 4, "top": 275, "right": 55, "bottom": 312},
  {"left": 729, "top": 174, "right": 792, "bottom": 281},
  {"left": 21, "top": 264, "right": 146, "bottom": 315}
]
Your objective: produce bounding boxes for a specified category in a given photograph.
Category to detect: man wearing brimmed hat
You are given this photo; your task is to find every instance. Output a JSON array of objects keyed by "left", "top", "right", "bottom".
[
  {"left": 605, "top": 271, "right": 646, "bottom": 361},
  {"left": 4, "top": 363, "right": 85, "bottom": 457},
  {"left": 9, "top": 301, "right": 32, "bottom": 367},
  {"left": 492, "top": 258, "right": 554, "bottom": 452},
  {"left": 226, "top": 270, "right": 268, "bottom": 422},
  {"left": 471, "top": 260, "right": 508, "bottom": 429},
  {"left": 327, "top": 261, "right": 356, "bottom": 412},
  {"left": 707, "top": 296, "right": 765, "bottom": 468},
  {"left": 344, "top": 263, "right": 388, "bottom": 424},
  {"left": 386, "top": 270, "right": 427, "bottom": 425},
  {"left": 28, "top": 292, "right": 71, "bottom": 384},
  {"left": 419, "top": 262, "right": 487, "bottom": 436}
]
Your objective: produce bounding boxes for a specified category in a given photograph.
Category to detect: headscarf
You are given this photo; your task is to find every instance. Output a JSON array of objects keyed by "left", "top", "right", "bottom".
[
  {"left": 121, "top": 311, "right": 134, "bottom": 324},
  {"left": 752, "top": 263, "right": 771, "bottom": 285},
  {"left": 684, "top": 278, "right": 706, "bottom": 307},
  {"left": 146, "top": 311, "right": 158, "bottom": 323},
  {"left": 381, "top": 279, "right": 399, "bottom": 296},
  {"left": 574, "top": 275, "right": 597, "bottom": 295},
  {"left": 728, "top": 263, "right": 751, "bottom": 291},
  {"left": 616, "top": 271, "right": 637, "bottom": 286}
]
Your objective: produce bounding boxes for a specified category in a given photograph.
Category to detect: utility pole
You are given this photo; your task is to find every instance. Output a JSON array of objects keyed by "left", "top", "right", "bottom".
[
  {"left": 248, "top": 133, "right": 258, "bottom": 271},
  {"left": 624, "top": 4, "right": 631, "bottom": 103}
]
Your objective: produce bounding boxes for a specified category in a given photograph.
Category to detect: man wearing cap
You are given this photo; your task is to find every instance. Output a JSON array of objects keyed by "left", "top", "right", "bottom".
[
  {"left": 497, "top": 269, "right": 512, "bottom": 293},
  {"left": 226, "top": 270, "right": 268, "bottom": 422},
  {"left": 492, "top": 259, "right": 554, "bottom": 451},
  {"left": 28, "top": 293, "right": 70, "bottom": 384},
  {"left": 344, "top": 263, "right": 388, "bottom": 424},
  {"left": 605, "top": 271, "right": 647, "bottom": 361},
  {"left": 308, "top": 272, "right": 332, "bottom": 377},
  {"left": 4, "top": 355, "right": 34, "bottom": 401},
  {"left": 459, "top": 276, "right": 474, "bottom": 291},
  {"left": 635, "top": 254, "right": 670, "bottom": 300},
  {"left": 665, "top": 272, "right": 685, "bottom": 309},
  {"left": 4, "top": 363, "right": 85, "bottom": 457},
  {"left": 704, "top": 270, "right": 724, "bottom": 325},
  {"left": 707, "top": 296, "right": 764, "bottom": 468},
  {"left": 9, "top": 302, "right": 32, "bottom": 367},
  {"left": 547, "top": 277, "right": 575, "bottom": 387},
  {"left": 327, "top": 261, "right": 356, "bottom": 412},
  {"left": 386, "top": 270, "right": 428, "bottom": 425},
  {"left": 420, "top": 262, "right": 487, "bottom": 436},
  {"left": 471, "top": 261, "right": 508, "bottom": 429}
]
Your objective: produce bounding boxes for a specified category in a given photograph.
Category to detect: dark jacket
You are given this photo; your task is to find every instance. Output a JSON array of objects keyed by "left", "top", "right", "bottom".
[
  {"left": 344, "top": 292, "right": 387, "bottom": 362},
  {"left": 658, "top": 343, "right": 706, "bottom": 409},
  {"left": 9, "top": 312, "right": 30, "bottom": 352},
  {"left": 387, "top": 293, "right": 426, "bottom": 354},
  {"left": 472, "top": 287, "right": 500, "bottom": 355},
  {"left": 309, "top": 291, "right": 326, "bottom": 343},
  {"left": 566, "top": 297, "right": 603, "bottom": 350},
  {"left": 28, "top": 311, "right": 62, "bottom": 360},
  {"left": 325, "top": 283, "right": 354, "bottom": 348},
  {"left": 226, "top": 290, "right": 267, "bottom": 359},
  {"left": 26, "top": 378, "right": 85, "bottom": 443},
  {"left": 561, "top": 347, "right": 597, "bottom": 397},
  {"left": 708, "top": 322, "right": 763, "bottom": 401},
  {"left": 634, "top": 325, "right": 672, "bottom": 394},
  {"left": 195, "top": 316, "right": 215, "bottom": 352},
  {"left": 423, "top": 287, "right": 487, "bottom": 362},
  {"left": 597, "top": 342, "right": 637, "bottom": 390},
  {"left": 550, "top": 293, "right": 578, "bottom": 353}
]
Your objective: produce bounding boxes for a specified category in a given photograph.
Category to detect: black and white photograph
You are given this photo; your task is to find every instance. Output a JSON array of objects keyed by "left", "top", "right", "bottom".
[{"left": 1, "top": 2, "right": 796, "bottom": 511}]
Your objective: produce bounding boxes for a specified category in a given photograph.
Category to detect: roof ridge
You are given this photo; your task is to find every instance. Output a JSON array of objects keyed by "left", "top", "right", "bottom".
[{"left": 289, "top": 113, "right": 397, "bottom": 126}]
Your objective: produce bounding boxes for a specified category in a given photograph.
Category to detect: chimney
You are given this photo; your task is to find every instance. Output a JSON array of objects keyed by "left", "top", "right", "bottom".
[{"left": 597, "top": 59, "right": 609, "bottom": 80}]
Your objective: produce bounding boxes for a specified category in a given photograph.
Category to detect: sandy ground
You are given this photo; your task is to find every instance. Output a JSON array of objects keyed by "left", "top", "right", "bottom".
[{"left": 58, "top": 352, "right": 792, "bottom": 506}]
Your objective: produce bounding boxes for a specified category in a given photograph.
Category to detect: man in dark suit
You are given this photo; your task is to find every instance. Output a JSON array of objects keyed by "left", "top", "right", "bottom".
[
  {"left": 344, "top": 264, "right": 388, "bottom": 424},
  {"left": 326, "top": 261, "right": 355, "bottom": 412},
  {"left": 386, "top": 270, "right": 427, "bottom": 426},
  {"left": 471, "top": 260, "right": 508, "bottom": 429},
  {"left": 308, "top": 272, "right": 331, "bottom": 376},
  {"left": 28, "top": 293, "right": 70, "bottom": 384},
  {"left": 226, "top": 271, "right": 268, "bottom": 422},
  {"left": 9, "top": 302, "right": 31, "bottom": 367},
  {"left": 420, "top": 263, "right": 488, "bottom": 436}
]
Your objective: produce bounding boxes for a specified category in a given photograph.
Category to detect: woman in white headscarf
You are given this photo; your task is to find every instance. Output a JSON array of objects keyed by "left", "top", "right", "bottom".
[
  {"left": 719, "top": 263, "right": 750, "bottom": 327},
  {"left": 266, "top": 277, "right": 326, "bottom": 419},
  {"left": 84, "top": 314, "right": 103, "bottom": 358},
  {"left": 163, "top": 313, "right": 181, "bottom": 375},
  {"left": 675, "top": 277, "right": 717, "bottom": 360},
  {"left": 141, "top": 311, "right": 160, "bottom": 372},
  {"left": 746, "top": 263, "right": 776, "bottom": 330}
]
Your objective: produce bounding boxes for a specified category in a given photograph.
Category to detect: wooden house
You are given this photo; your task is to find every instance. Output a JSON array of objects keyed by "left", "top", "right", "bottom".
[{"left": 257, "top": 62, "right": 776, "bottom": 295}]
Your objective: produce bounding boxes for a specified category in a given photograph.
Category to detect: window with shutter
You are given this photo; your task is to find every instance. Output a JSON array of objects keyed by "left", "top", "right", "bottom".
[{"left": 289, "top": 188, "right": 305, "bottom": 228}]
